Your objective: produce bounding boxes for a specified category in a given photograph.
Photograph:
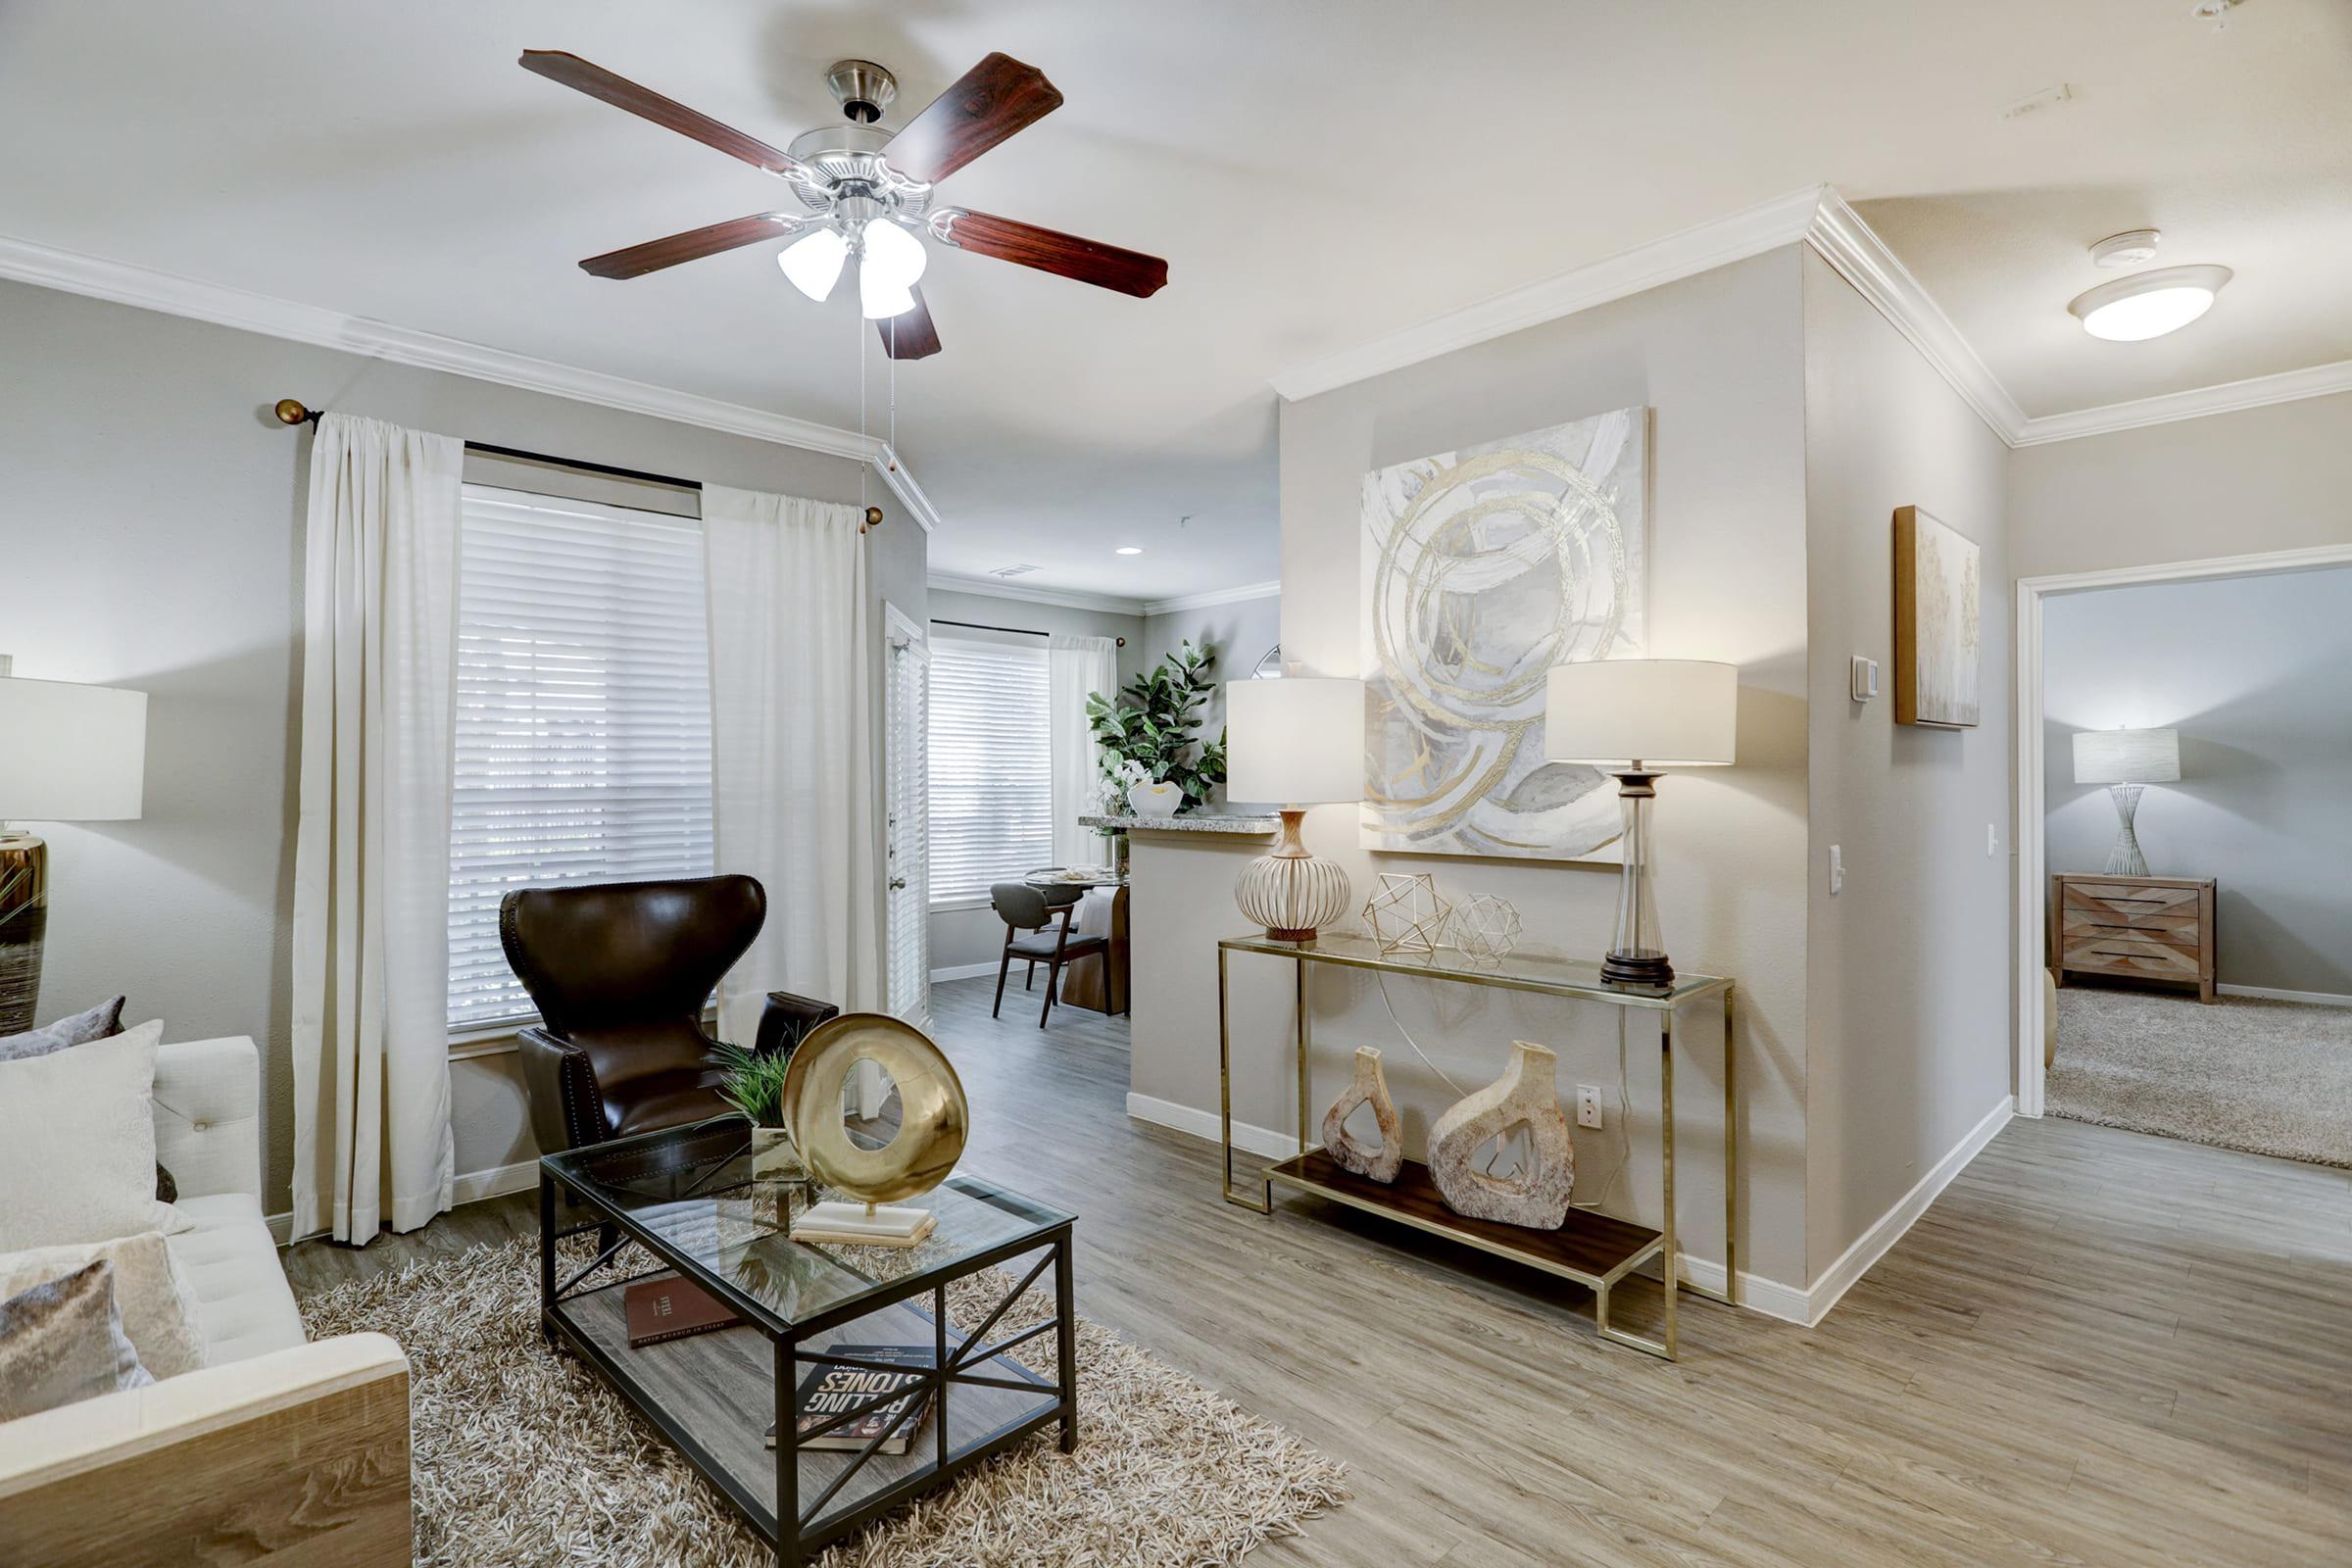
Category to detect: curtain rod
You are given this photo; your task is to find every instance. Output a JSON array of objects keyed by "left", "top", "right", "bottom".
[
  {"left": 272, "top": 399, "right": 885, "bottom": 531},
  {"left": 933, "top": 616, "right": 1125, "bottom": 649}
]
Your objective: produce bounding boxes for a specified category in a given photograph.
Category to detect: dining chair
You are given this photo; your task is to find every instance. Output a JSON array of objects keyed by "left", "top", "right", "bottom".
[{"left": 989, "top": 880, "right": 1106, "bottom": 1027}]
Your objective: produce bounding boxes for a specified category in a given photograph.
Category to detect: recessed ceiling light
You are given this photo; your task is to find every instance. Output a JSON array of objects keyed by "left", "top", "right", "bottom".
[
  {"left": 1115, "top": 546, "right": 1143, "bottom": 556},
  {"left": 2068, "top": 265, "right": 2231, "bottom": 342}
]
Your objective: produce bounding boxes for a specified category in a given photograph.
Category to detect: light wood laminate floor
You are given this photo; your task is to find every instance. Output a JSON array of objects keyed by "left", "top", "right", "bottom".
[{"left": 288, "top": 979, "right": 2352, "bottom": 1565}]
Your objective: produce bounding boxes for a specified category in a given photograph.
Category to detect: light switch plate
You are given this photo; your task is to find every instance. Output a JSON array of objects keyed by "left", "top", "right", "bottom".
[
  {"left": 1987, "top": 823, "right": 1999, "bottom": 858},
  {"left": 1829, "top": 844, "right": 1844, "bottom": 895},
  {"left": 1849, "top": 656, "right": 1880, "bottom": 703},
  {"left": 1576, "top": 1085, "right": 1603, "bottom": 1130}
]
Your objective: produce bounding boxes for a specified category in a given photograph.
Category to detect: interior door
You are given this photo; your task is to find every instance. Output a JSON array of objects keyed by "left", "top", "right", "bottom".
[{"left": 884, "top": 612, "right": 932, "bottom": 1033}]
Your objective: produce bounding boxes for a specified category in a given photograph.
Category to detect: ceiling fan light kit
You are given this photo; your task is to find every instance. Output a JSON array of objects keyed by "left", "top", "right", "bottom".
[{"left": 519, "top": 48, "right": 1167, "bottom": 360}]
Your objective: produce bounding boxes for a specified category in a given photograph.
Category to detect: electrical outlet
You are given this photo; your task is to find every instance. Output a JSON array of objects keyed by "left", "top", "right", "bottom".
[
  {"left": 1829, "top": 844, "right": 1844, "bottom": 896},
  {"left": 1577, "top": 1085, "right": 1603, "bottom": 1130}
]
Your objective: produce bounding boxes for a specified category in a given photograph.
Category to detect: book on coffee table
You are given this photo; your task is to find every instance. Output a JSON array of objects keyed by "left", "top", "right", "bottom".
[
  {"left": 765, "top": 1345, "right": 935, "bottom": 1453},
  {"left": 623, "top": 1274, "right": 744, "bottom": 1348}
]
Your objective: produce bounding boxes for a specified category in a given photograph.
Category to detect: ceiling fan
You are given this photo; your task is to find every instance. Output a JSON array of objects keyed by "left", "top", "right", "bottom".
[{"left": 518, "top": 49, "right": 1168, "bottom": 360}]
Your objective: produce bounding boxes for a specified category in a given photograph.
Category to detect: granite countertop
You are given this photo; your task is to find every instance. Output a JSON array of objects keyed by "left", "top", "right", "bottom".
[{"left": 1080, "top": 812, "right": 1277, "bottom": 834}]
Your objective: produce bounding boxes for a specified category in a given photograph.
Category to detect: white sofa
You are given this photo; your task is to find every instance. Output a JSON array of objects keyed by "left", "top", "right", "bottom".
[{"left": 0, "top": 1035, "right": 412, "bottom": 1567}]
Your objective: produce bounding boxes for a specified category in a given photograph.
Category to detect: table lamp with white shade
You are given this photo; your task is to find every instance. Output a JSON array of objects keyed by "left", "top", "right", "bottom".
[
  {"left": 1226, "top": 675, "right": 1363, "bottom": 941},
  {"left": 2072, "top": 726, "right": 2179, "bottom": 877},
  {"left": 1544, "top": 659, "right": 1738, "bottom": 987},
  {"left": 0, "top": 667, "right": 149, "bottom": 1033}
]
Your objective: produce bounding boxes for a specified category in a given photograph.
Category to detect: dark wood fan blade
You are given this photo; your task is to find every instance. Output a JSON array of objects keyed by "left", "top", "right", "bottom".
[
  {"left": 580, "top": 214, "right": 796, "bottom": 279},
  {"left": 520, "top": 50, "right": 803, "bottom": 177},
  {"left": 883, "top": 53, "right": 1062, "bottom": 183},
  {"left": 936, "top": 209, "right": 1167, "bottom": 298},
  {"left": 878, "top": 287, "right": 944, "bottom": 359}
]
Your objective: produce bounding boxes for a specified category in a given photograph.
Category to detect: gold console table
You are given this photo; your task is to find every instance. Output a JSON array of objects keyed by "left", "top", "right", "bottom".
[{"left": 1216, "top": 931, "right": 1737, "bottom": 1359}]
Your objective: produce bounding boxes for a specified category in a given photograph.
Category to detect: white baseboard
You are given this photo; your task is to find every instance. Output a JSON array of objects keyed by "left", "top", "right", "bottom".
[
  {"left": 1673, "top": 1253, "right": 1811, "bottom": 1324},
  {"left": 2218, "top": 983, "right": 2352, "bottom": 1007},
  {"left": 269, "top": 1156, "right": 544, "bottom": 1248},
  {"left": 1124, "top": 1092, "right": 1301, "bottom": 1160},
  {"left": 1798, "top": 1095, "right": 2013, "bottom": 1327},
  {"left": 930, "top": 961, "right": 1002, "bottom": 983}
]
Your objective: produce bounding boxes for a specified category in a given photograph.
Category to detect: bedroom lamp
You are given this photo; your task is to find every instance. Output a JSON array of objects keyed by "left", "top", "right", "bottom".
[
  {"left": 0, "top": 666, "right": 148, "bottom": 1033},
  {"left": 1226, "top": 675, "right": 1363, "bottom": 942},
  {"left": 1544, "top": 660, "right": 1737, "bottom": 988},
  {"left": 2072, "top": 727, "right": 2179, "bottom": 877}
]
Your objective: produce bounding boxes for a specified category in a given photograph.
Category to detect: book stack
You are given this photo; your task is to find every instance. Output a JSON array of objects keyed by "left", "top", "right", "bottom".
[{"left": 769, "top": 1345, "right": 936, "bottom": 1455}]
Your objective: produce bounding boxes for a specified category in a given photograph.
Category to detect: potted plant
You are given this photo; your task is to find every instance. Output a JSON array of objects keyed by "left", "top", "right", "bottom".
[
  {"left": 1085, "top": 640, "right": 1229, "bottom": 822},
  {"left": 714, "top": 1041, "right": 803, "bottom": 1181}
]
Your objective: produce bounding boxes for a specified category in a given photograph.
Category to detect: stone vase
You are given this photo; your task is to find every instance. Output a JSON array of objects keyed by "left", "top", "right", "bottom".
[
  {"left": 1427, "top": 1041, "right": 1575, "bottom": 1229},
  {"left": 1321, "top": 1047, "right": 1403, "bottom": 1183}
]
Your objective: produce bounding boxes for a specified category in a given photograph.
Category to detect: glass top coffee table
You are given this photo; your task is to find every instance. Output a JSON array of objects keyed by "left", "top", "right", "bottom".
[{"left": 538, "top": 1118, "right": 1078, "bottom": 1566}]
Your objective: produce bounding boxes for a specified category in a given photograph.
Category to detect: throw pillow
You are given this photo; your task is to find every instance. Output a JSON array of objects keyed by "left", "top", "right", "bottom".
[
  {"left": 0, "top": 1231, "right": 207, "bottom": 1380},
  {"left": 0, "top": 994, "right": 127, "bottom": 1062},
  {"left": 0, "top": 1259, "right": 155, "bottom": 1421},
  {"left": 0, "top": 1018, "right": 192, "bottom": 1251}
]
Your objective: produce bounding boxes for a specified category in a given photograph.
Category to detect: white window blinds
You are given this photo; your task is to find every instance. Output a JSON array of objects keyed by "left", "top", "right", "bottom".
[
  {"left": 885, "top": 626, "right": 931, "bottom": 1023},
  {"left": 926, "top": 633, "right": 1052, "bottom": 904},
  {"left": 447, "top": 485, "right": 714, "bottom": 1029}
]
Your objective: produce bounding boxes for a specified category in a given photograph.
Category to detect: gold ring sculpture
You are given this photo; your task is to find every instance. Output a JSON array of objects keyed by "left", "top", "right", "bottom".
[{"left": 779, "top": 1013, "right": 968, "bottom": 1246}]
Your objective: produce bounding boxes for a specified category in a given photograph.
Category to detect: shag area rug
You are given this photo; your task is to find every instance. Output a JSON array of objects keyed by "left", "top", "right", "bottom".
[
  {"left": 299, "top": 1236, "right": 1346, "bottom": 1568},
  {"left": 2049, "top": 988, "right": 2352, "bottom": 1166}
]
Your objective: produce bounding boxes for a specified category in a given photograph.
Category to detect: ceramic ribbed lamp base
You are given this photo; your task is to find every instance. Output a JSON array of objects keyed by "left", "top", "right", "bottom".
[{"left": 1236, "top": 808, "right": 1351, "bottom": 941}]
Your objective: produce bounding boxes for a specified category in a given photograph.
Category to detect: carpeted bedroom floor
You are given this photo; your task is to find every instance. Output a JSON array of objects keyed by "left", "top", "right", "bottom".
[{"left": 2049, "top": 987, "right": 2352, "bottom": 1167}]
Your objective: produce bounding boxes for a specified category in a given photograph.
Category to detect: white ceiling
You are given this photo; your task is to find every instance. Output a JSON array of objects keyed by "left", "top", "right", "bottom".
[{"left": 2, "top": 1, "right": 2344, "bottom": 598}]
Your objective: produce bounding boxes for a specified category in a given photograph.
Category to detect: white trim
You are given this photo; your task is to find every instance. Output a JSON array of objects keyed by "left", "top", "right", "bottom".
[
  {"left": 2218, "top": 984, "right": 2352, "bottom": 1007},
  {"left": 1673, "top": 1255, "right": 1810, "bottom": 1325},
  {"left": 2013, "top": 359, "right": 2352, "bottom": 446},
  {"left": 1801, "top": 190, "right": 2030, "bottom": 443},
  {"left": 929, "top": 960, "right": 1002, "bottom": 982},
  {"left": 884, "top": 601, "right": 927, "bottom": 647},
  {"left": 927, "top": 572, "right": 1144, "bottom": 615},
  {"left": 929, "top": 893, "right": 992, "bottom": 913},
  {"left": 1270, "top": 186, "right": 1830, "bottom": 402},
  {"left": 0, "top": 231, "right": 938, "bottom": 532},
  {"left": 1801, "top": 1096, "right": 2014, "bottom": 1328},
  {"left": 268, "top": 1157, "right": 541, "bottom": 1246},
  {"left": 1266, "top": 186, "right": 2352, "bottom": 449},
  {"left": 1124, "top": 1093, "right": 1301, "bottom": 1161},
  {"left": 2013, "top": 539, "right": 2352, "bottom": 1117},
  {"left": 1141, "top": 580, "right": 1284, "bottom": 616}
]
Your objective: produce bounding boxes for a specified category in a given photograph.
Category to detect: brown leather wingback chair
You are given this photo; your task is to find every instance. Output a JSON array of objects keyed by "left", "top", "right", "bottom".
[{"left": 498, "top": 875, "right": 839, "bottom": 1156}]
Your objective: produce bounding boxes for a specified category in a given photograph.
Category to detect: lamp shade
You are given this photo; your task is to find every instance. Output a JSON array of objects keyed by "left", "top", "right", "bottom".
[
  {"left": 1544, "top": 660, "right": 1738, "bottom": 767},
  {"left": 0, "top": 677, "right": 147, "bottom": 821},
  {"left": 1226, "top": 677, "right": 1363, "bottom": 805},
  {"left": 2073, "top": 727, "right": 2178, "bottom": 785}
]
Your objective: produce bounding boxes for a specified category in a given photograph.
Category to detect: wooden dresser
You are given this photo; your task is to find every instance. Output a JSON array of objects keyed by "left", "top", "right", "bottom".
[{"left": 2049, "top": 873, "right": 2217, "bottom": 1003}]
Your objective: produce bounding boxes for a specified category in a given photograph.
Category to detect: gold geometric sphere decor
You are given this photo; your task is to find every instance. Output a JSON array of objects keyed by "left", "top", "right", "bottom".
[
  {"left": 1235, "top": 808, "right": 1351, "bottom": 941},
  {"left": 780, "top": 1012, "right": 968, "bottom": 1206},
  {"left": 1362, "top": 872, "right": 1450, "bottom": 956}
]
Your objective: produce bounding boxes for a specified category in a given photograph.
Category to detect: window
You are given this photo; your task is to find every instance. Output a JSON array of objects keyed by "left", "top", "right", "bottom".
[
  {"left": 446, "top": 485, "right": 713, "bottom": 1029},
  {"left": 926, "top": 633, "right": 1051, "bottom": 904}
]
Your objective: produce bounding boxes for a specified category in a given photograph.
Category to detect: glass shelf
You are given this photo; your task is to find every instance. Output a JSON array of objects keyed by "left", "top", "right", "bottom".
[{"left": 1218, "top": 929, "right": 1733, "bottom": 1010}]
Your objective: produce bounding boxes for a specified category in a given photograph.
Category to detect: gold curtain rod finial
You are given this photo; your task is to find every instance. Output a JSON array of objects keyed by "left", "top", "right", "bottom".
[
  {"left": 273, "top": 399, "right": 314, "bottom": 425},
  {"left": 863, "top": 505, "right": 885, "bottom": 533}
]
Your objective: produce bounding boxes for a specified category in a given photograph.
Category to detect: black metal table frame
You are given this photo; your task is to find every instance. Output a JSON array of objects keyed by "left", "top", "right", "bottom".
[{"left": 539, "top": 1167, "right": 1078, "bottom": 1567}]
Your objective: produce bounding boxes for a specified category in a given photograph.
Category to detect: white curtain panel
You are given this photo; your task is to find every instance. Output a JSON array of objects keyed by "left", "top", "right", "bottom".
[
  {"left": 1049, "top": 634, "right": 1119, "bottom": 867},
  {"left": 289, "top": 413, "right": 462, "bottom": 1244},
  {"left": 704, "top": 486, "right": 879, "bottom": 1043}
]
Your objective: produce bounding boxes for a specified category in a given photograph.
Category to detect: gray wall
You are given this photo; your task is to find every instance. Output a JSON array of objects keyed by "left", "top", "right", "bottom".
[
  {"left": 1136, "top": 247, "right": 1814, "bottom": 1290},
  {"left": 1800, "top": 250, "right": 2016, "bottom": 1281},
  {"left": 0, "top": 277, "right": 924, "bottom": 1218},
  {"left": 2009, "top": 391, "right": 2352, "bottom": 581},
  {"left": 2043, "top": 565, "right": 2352, "bottom": 998},
  {"left": 924, "top": 587, "right": 1143, "bottom": 974},
  {"left": 1137, "top": 592, "right": 1281, "bottom": 809}
]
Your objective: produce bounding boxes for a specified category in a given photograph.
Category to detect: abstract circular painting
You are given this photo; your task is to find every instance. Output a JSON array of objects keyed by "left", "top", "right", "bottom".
[{"left": 1359, "top": 407, "right": 1647, "bottom": 859}]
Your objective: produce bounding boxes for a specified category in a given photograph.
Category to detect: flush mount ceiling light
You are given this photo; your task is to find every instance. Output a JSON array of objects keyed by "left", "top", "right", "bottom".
[
  {"left": 2068, "top": 264, "right": 2231, "bottom": 342},
  {"left": 1114, "top": 546, "right": 1143, "bottom": 556},
  {"left": 518, "top": 49, "right": 1168, "bottom": 360}
]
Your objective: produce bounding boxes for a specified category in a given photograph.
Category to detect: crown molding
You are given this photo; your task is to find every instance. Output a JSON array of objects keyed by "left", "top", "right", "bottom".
[
  {"left": 1800, "top": 190, "right": 2030, "bottom": 443},
  {"left": 2011, "top": 358, "right": 2352, "bottom": 446},
  {"left": 0, "top": 232, "right": 938, "bottom": 532},
  {"left": 1270, "top": 186, "right": 1828, "bottom": 403},
  {"left": 1141, "top": 580, "right": 1283, "bottom": 616},
  {"left": 926, "top": 572, "right": 1145, "bottom": 615}
]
